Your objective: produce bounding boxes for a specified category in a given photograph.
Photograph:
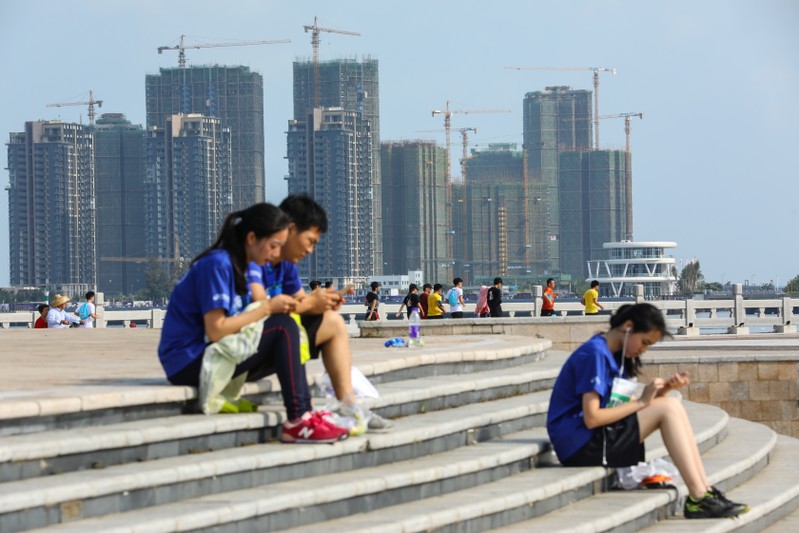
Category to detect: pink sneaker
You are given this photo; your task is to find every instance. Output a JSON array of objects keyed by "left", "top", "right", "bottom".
[{"left": 280, "top": 411, "right": 349, "bottom": 444}]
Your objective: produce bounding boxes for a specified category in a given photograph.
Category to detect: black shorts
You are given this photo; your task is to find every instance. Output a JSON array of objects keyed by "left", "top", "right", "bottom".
[
  {"left": 300, "top": 314, "right": 324, "bottom": 360},
  {"left": 451, "top": 311, "right": 463, "bottom": 319},
  {"left": 427, "top": 315, "right": 443, "bottom": 319},
  {"left": 541, "top": 309, "right": 556, "bottom": 316},
  {"left": 562, "top": 413, "right": 645, "bottom": 468}
]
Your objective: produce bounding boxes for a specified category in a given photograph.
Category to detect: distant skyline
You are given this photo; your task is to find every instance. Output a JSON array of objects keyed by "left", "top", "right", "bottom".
[{"left": 1, "top": 0, "right": 797, "bottom": 287}]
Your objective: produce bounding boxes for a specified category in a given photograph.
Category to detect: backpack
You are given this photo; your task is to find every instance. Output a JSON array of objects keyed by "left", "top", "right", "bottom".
[
  {"left": 77, "top": 302, "right": 90, "bottom": 320},
  {"left": 448, "top": 289, "right": 459, "bottom": 307}
]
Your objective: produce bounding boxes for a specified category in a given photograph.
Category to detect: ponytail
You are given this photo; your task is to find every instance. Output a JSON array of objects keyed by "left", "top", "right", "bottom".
[{"left": 193, "top": 203, "right": 289, "bottom": 295}]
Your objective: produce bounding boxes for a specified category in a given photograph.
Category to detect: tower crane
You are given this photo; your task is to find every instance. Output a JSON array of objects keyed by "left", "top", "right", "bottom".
[
  {"left": 505, "top": 66, "right": 616, "bottom": 150},
  {"left": 157, "top": 34, "right": 290, "bottom": 68},
  {"left": 303, "top": 17, "right": 361, "bottom": 108},
  {"left": 46, "top": 90, "right": 103, "bottom": 125},
  {"left": 600, "top": 112, "right": 643, "bottom": 240}
]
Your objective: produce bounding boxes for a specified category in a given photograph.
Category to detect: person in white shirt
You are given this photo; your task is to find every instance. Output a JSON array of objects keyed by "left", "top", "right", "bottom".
[
  {"left": 47, "top": 294, "right": 82, "bottom": 328},
  {"left": 75, "top": 291, "right": 98, "bottom": 328},
  {"left": 448, "top": 277, "right": 466, "bottom": 318}
]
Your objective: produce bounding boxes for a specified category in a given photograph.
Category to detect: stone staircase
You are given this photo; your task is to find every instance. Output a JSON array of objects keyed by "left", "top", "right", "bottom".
[{"left": 1, "top": 335, "right": 798, "bottom": 532}]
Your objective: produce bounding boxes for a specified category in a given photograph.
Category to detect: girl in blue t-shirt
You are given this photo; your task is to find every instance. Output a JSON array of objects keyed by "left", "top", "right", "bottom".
[
  {"left": 158, "top": 203, "right": 348, "bottom": 444},
  {"left": 546, "top": 303, "right": 748, "bottom": 519}
]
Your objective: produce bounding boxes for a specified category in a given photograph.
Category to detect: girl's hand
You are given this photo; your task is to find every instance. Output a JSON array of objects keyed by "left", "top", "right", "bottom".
[
  {"left": 662, "top": 371, "right": 690, "bottom": 394},
  {"left": 640, "top": 378, "right": 665, "bottom": 406}
]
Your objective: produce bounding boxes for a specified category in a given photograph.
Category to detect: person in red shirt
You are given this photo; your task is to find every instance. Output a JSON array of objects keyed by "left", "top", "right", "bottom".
[
  {"left": 542, "top": 278, "right": 559, "bottom": 317},
  {"left": 34, "top": 303, "right": 49, "bottom": 328},
  {"left": 418, "top": 283, "right": 432, "bottom": 319}
]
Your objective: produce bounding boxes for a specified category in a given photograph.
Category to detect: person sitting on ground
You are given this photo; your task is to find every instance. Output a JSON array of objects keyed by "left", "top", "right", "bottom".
[
  {"left": 47, "top": 295, "right": 82, "bottom": 328},
  {"left": 158, "top": 202, "right": 348, "bottom": 444},
  {"left": 248, "top": 194, "right": 392, "bottom": 435},
  {"left": 546, "top": 303, "right": 749, "bottom": 519},
  {"left": 34, "top": 303, "right": 49, "bottom": 329},
  {"left": 309, "top": 280, "right": 322, "bottom": 291},
  {"left": 396, "top": 283, "right": 420, "bottom": 319},
  {"left": 582, "top": 280, "right": 605, "bottom": 315},
  {"left": 75, "top": 291, "right": 99, "bottom": 328},
  {"left": 426, "top": 284, "right": 446, "bottom": 319}
]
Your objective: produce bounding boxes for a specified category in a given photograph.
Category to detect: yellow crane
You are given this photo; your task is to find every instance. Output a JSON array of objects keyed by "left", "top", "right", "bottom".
[
  {"left": 505, "top": 66, "right": 617, "bottom": 150},
  {"left": 157, "top": 34, "right": 290, "bottom": 68},
  {"left": 46, "top": 90, "right": 103, "bottom": 125},
  {"left": 303, "top": 17, "right": 361, "bottom": 108}
]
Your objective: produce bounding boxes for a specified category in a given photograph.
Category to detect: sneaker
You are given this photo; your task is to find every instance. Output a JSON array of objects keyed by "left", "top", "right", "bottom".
[
  {"left": 684, "top": 491, "right": 747, "bottom": 519},
  {"left": 339, "top": 403, "right": 369, "bottom": 437},
  {"left": 368, "top": 412, "right": 394, "bottom": 432},
  {"left": 280, "top": 411, "right": 349, "bottom": 444},
  {"left": 710, "top": 486, "right": 749, "bottom": 515}
]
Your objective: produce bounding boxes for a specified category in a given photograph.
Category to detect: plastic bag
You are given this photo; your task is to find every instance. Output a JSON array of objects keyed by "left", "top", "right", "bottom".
[
  {"left": 616, "top": 457, "right": 683, "bottom": 490},
  {"left": 318, "top": 366, "right": 380, "bottom": 399}
]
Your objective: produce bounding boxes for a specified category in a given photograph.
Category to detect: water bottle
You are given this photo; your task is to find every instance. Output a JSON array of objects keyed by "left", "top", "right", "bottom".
[{"left": 408, "top": 307, "right": 422, "bottom": 348}]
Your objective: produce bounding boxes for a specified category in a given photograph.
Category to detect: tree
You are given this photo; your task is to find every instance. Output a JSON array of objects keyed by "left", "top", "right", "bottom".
[
  {"left": 703, "top": 281, "right": 723, "bottom": 292},
  {"left": 785, "top": 274, "right": 799, "bottom": 294},
  {"left": 137, "top": 260, "right": 174, "bottom": 304},
  {"left": 678, "top": 261, "right": 705, "bottom": 295}
]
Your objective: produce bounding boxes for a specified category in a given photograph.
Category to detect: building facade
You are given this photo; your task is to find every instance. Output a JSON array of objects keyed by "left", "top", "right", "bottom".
[
  {"left": 587, "top": 241, "right": 678, "bottom": 297},
  {"left": 145, "top": 66, "right": 264, "bottom": 209},
  {"left": 558, "top": 150, "right": 629, "bottom": 282},
  {"left": 523, "top": 86, "right": 592, "bottom": 275},
  {"left": 288, "top": 58, "right": 381, "bottom": 281},
  {"left": 380, "top": 141, "right": 448, "bottom": 282},
  {"left": 90, "top": 113, "right": 147, "bottom": 296},
  {"left": 145, "top": 114, "right": 232, "bottom": 269},
  {"left": 7, "top": 121, "right": 96, "bottom": 292}
]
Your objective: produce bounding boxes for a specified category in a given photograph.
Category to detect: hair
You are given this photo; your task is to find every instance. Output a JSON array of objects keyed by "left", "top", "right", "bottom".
[
  {"left": 279, "top": 194, "right": 328, "bottom": 234},
  {"left": 193, "top": 203, "right": 290, "bottom": 295},
  {"left": 591, "top": 280, "right": 600, "bottom": 288},
  {"left": 546, "top": 278, "right": 555, "bottom": 286},
  {"left": 37, "top": 303, "right": 49, "bottom": 313},
  {"left": 493, "top": 277, "right": 502, "bottom": 285},
  {"left": 309, "top": 280, "right": 321, "bottom": 290},
  {"left": 609, "top": 303, "right": 671, "bottom": 378},
  {"left": 370, "top": 281, "right": 380, "bottom": 291},
  {"left": 423, "top": 283, "right": 432, "bottom": 291},
  {"left": 453, "top": 277, "right": 463, "bottom": 286},
  {"left": 324, "top": 281, "right": 333, "bottom": 289},
  {"left": 407, "top": 283, "right": 418, "bottom": 293},
  {"left": 433, "top": 283, "right": 443, "bottom": 292},
  {"left": 85, "top": 291, "right": 95, "bottom": 300}
]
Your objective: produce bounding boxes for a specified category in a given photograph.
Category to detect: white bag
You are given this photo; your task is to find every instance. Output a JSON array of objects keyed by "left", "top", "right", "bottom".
[
  {"left": 617, "top": 457, "right": 683, "bottom": 490},
  {"left": 318, "top": 366, "right": 380, "bottom": 399}
]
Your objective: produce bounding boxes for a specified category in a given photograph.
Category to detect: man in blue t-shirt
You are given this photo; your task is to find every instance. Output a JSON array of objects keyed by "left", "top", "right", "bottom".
[{"left": 248, "top": 195, "right": 391, "bottom": 434}]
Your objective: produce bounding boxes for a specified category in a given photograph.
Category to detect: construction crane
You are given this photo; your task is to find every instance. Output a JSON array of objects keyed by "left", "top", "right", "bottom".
[
  {"left": 304, "top": 17, "right": 361, "bottom": 108},
  {"left": 46, "top": 90, "right": 103, "bottom": 125},
  {"left": 505, "top": 66, "right": 616, "bottom": 150},
  {"left": 157, "top": 34, "right": 290, "bottom": 68}
]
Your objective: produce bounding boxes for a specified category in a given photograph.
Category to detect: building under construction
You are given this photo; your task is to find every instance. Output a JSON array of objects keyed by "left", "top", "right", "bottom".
[
  {"left": 380, "top": 141, "right": 448, "bottom": 282},
  {"left": 7, "top": 121, "right": 96, "bottom": 293},
  {"left": 288, "top": 58, "right": 381, "bottom": 281},
  {"left": 90, "top": 113, "right": 147, "bottom": 296},
  {"left": 145, "top": 66, "right": 264, "bottom": 209},
  {"left": 145, "top": 114, "right": 232, "bottom": 270},
  {"left": 559, "top": 150, "right": 629, "bottom": 282},
  {"left": 523, "top": 86, "right": 592, "bottom": 275}
]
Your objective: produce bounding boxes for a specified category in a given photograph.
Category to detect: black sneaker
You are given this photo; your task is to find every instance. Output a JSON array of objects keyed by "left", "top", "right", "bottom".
[
  {"left": 710, "top": 486, "right": 750, "bottom": 515},
  {"left": 684, "top": 492, "right": 746, "bottom": 519}
]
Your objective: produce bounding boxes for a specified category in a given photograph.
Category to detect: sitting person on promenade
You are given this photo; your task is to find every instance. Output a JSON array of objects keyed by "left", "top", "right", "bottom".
[
  {"left": 546, "top": 303, "right": 749, "bottom": 519},
  {"left": 47, "top": 295, "right": 82, "bottom": 328},
  {"left": 248, "top": 194, "right": 391, "bottom": 435},
  {"left": 158, "top": 203, "right": 348, "bottom": 444},
  {"left": 34, "top": 303, "right": 49, "bottom": 328}
]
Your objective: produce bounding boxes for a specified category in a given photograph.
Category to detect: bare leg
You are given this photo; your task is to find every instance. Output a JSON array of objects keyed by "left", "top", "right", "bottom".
[
  {"left": 637, "top": 396, "right": 710, "bottom": 499},
  {"left": 315, "top": 310, "right": 356, "bottom": 405}
]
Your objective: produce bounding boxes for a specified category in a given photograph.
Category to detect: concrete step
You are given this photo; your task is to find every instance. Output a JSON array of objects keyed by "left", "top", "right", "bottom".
[
  {"left": 761, "top": 504, "right": 799, "bottom": 533},
  {"left": 0, "top": 354, "right": 565, "bottom": 482},
  {"left": 0, "top": 390, "right": 553, "bottom": 532},
  {"left": 488, "top": 417, "right": 776, "bottom": 532}
]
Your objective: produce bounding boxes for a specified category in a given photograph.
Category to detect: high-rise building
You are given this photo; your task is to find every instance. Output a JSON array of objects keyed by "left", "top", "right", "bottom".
[
  {"left": 7, "top": 121, "right": 96, "bottom": 292},
  {"left": 90, "top": 113, "right": 147, "bottom": 296},
  {"left": 145, "top": 66, "right": 264, "bottom": 209},
  {"left": 380, "top": 141, "right": 448, "bottom": 282},
  {"left": 288, "top": 58, "right": 381, "bottom": 281},
  {"left": 558, "top": 150, "right": 629, "bottom": 282},
  {"left": 523, "top": 86, "right": 592, "bottom": 274},
  {"left": 462, "top": 144, "right": 529, "bottom": 282},
  {"left": 145, "top": 114, "right": 232, "bottom": 268}
]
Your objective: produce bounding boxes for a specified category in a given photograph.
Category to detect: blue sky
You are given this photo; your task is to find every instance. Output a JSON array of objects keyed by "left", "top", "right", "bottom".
[{"left": 1, "top": 0, "right": 797, "bottom": 287}]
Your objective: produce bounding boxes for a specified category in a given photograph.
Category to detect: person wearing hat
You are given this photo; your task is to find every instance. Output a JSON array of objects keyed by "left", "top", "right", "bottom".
[{"left": 47, "top": 294, "right": 82, "bottom": 328}]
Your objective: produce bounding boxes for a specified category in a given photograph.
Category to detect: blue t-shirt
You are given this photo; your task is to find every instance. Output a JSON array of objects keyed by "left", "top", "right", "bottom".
[
  {"left": 158, "top": 249, "right": 250, "bottom": 378},
  {"left": 546, "top": 334, "right": 621, "bottom": 462},
  {"left": 247, "top": 260, "right": 302, "bottom": 298}
]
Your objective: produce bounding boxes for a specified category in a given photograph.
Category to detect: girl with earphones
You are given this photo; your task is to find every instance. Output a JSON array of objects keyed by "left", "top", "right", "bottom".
[{"left": 546, "top": 303, "right": 748, "bottom": 519}]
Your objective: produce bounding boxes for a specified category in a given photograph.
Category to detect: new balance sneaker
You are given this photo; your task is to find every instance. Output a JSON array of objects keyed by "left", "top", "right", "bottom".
[
  {"left": 684, "top": 491, "right": 747, "bottom": 519},
  {"left": 710, "top": 486, "right": 750, "bottom": 515},
  {"left": 280, "top": 411, "right": 349, "bottom": 444},
  {"left": 367, "top": 411, "right": 394, "bottom": 432}
]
